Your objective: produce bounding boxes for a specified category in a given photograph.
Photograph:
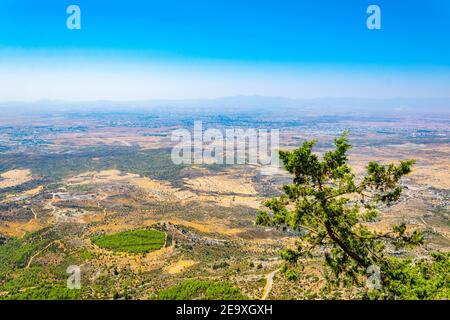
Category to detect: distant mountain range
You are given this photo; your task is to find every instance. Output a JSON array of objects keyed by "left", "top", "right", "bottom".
[{"left": 1, "top": 96, "right": 449, "bottom": 116}]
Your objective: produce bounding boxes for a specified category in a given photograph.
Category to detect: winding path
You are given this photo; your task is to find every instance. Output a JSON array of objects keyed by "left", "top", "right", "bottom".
[
  {"left": 25, "top": 240, "right": 63, "bottom": 269},
  {"left": 420, "top": 217, "right": 449, "bottom": 240},
  {"left": 261, "top": 269, "right": 279, "bottom": 300}
]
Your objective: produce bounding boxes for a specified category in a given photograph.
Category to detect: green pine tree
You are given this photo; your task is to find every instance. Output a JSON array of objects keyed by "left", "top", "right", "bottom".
[{"left": 257, "top": 132, "right": 449, "bottom": 299}]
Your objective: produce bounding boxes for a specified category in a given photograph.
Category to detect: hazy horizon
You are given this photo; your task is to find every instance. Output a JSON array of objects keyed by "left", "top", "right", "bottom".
[{"left": 1, "top": 96, "right": 449, "bottom": 117}]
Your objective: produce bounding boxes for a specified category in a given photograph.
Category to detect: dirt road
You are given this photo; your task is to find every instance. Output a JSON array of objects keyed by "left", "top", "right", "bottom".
[{"left": 261, "top": 269, "right": 278, "bottom": 300}]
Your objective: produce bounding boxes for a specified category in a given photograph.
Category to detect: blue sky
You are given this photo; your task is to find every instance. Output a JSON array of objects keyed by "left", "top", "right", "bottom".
[{"left": 0, "top": 0, "right": 449, "bottom": 101}]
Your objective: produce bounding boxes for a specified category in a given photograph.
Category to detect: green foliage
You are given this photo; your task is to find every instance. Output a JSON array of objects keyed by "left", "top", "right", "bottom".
[
  {"left": 255, "top": 132, "right": 448, "bottom": 299},
  {"left": 368, "top": 253, "right": 450, "bottom": 300},
  {"left": 281, "top": 264, "right": 299, "bottom": 281},
  {"left": 4, "top": 285, "right": 80, "bottom": 300},
  {"left": 92, "top": 229, "right": 166, "bottom": 254},
  {"left": 157, "top": 279, "right": 248, "bottom": 300},
  {"left": 0, "top": 230, "right": 82, "bottom": 300},
  {"left": 0, "top": 229, "right": 55, "bottom": 274},
  {"left": 0, "top": 266, "right": 80, "bottom": 300}
]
